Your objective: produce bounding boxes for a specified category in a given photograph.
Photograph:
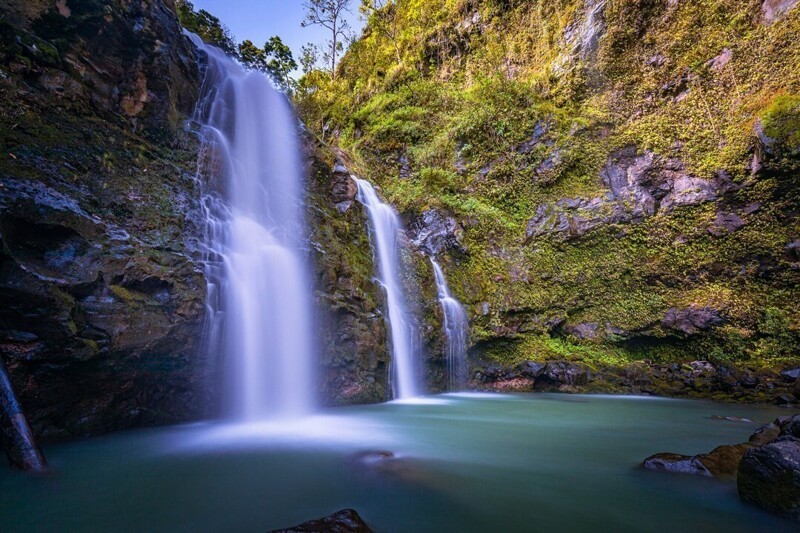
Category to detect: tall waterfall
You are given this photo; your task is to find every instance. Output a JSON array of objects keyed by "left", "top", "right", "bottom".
[
  {"left": 190, "top": 35, "right": 314, "bottom": 420},
  {"left": 431, "top": 259, "right": 469, "bottom": 390},
  {"left": 354, "top": 179, "right": 421, "bottom": 399}
]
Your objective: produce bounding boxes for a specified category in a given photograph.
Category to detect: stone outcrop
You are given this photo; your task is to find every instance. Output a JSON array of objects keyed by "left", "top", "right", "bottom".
[
  {"left": 526, "top": 147, "right": 736, "bottom": 242},
  {"left": 304, "top": 139, "right": 391, "bottom": 406},
  {"left": 473, "top": 358, "right": 800, "bottom": 403},
  {"left": 406, "top": 208, "right": 466, "bottom": 256}
]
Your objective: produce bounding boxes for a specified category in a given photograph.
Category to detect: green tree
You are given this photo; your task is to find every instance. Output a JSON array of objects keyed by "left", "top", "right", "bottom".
[
  {"left": 176, "top": 0, "right": 237, "bottom": 55},
  {"left": 299, "top": 43, "right": 321, "bottom": 74},
  {"left": 238, "top": 40, "right": 267, "bottom": 71},
  {"left": 301, "top": 0, "right": 353, "bottom": 79},
  {"left": 263, "top": 36, "right": 298, "bottom": 93},
  {"left": 359, "top": 0, "right": 401, "bottom": 63}
]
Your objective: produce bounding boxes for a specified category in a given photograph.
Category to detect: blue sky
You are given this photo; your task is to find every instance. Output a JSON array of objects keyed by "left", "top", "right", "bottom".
[{"left": 191, "top": 0, "right": 365, "bottom": 67}]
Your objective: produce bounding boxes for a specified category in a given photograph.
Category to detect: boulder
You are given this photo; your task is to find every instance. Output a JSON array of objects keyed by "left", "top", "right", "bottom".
[
  {"left": 643, "top": 453, "right": 711, "bottom": 476},
  {"left": 643, "top": 443, "right": 752, "bottom": 479},
  {"left": 270, "top": 509, "right": 373, "bottom": 533},
  {"left": 781, "top": 368, "right": 800, "bottom": 382},
  {"left": 738, "top": 439, "right": 800, "bottom": 521},
  {"left": 662, "top": 307, "right": 723, "bottom": 335}
]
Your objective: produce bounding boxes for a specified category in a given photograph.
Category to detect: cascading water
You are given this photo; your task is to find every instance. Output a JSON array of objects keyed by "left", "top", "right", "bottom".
[
  {"left": 354, "top": 179, "right": 421, "bottom": 399},
  {"left": 190, "top": 35, "right": 314, "bottom": 421},
  {"left": 430, "top": 259, "right": 469, "bottom": 390}
]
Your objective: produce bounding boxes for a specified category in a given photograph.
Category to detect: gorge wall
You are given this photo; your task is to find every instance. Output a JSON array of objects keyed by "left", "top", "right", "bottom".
[
  {"left": 0, "top": 0, "right": 392, "bottom": 439},
  {"left": 298, "top": 0, "right": 800, "bottom": 397}
]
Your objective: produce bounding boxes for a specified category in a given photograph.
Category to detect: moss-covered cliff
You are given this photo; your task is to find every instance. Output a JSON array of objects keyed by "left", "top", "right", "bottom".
[{"left": 297, "top": 0, "right": 800, "bottom": 389}]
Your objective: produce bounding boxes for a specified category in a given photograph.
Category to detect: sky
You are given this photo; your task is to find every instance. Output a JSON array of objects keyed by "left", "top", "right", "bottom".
[{"left": 190, "top": 0, "right": 365, "bottom": 68}]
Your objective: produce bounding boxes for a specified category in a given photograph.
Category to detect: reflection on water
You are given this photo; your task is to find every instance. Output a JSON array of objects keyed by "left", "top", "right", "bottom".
[{"left": 1, "top": 394, "right": 796, "bottom": 533}]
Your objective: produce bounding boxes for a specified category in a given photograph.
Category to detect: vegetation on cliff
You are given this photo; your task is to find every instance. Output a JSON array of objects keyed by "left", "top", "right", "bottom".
[{"left": 295, "top": 0, "right": 800, "bottom": 374}]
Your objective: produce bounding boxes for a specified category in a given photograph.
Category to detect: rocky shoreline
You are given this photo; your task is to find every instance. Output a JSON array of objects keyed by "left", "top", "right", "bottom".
[{"left": 473, "top": 359, "right": 800, "bottom": 405}]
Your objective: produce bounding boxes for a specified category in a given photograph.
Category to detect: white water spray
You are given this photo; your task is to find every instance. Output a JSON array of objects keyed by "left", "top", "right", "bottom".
[
  {"left": 431, "top": 259, "right": 469, "bottom": 390},
  {"left": 190, "top": 35, "right": 314, "bottom": 421},
  {"left": 354, "top": 179, "right": 421, "bottom": 399}
]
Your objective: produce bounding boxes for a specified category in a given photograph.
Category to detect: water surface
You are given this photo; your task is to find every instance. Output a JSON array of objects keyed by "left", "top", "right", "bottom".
[{"left": 1, "top": 394, "right": 796, "bottom": 532}]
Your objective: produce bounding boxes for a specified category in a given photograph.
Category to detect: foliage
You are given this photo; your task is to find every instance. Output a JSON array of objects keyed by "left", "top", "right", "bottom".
[
  {"left": 176, "top": 0, "right": 237, "bottom": 55},
  {"left": 295, "top": 0, "right": 800, "bottom": 368},
  {"left": 239, "top": 37, "right": 298, "bottom": 92},
  {"left": 302, "top": 0, "right": 354, "bottom": 79}
]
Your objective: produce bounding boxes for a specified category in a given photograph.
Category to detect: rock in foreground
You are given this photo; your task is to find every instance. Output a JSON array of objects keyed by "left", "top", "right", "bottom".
[
  {"left": 270, "top": 509, "right": 373, "bottom": 533},
  {"left": 738, "top": 439, "right": 800, "bottom": 521}
]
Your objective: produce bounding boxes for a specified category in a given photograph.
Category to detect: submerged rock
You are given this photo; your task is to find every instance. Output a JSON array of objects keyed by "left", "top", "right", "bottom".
[
  {"left": 270, "top": 509, "right": 373, "bottom": 533},
  {"left": 643, "top": 443, "right": 752, "bottom": 479}
]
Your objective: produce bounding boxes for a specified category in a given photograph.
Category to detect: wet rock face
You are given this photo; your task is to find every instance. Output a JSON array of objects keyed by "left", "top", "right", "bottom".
[
  {"left": 303, "top": 139, "right": 390, "bottom": 407},
  {"left": 407, "top": 209, "right": 466, "bottom": 256},
  {"left": 0, "top": 1, "right": 207, "bottom": 439},
  {"left": 526, "top": 147, "right": 735, "bottom": 241}
]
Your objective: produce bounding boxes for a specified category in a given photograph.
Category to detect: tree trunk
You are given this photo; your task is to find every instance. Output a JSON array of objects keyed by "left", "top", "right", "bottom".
[{"left": 0, "top": 357, "right": 48, "bottom": 473}]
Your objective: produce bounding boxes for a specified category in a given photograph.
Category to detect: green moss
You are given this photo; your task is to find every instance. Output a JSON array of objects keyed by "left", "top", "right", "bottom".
[
  {"left": 297, "top": 0, "right": 800, "bottom": 374},
  {"left": 761, "top": 93, "right": 800, "bottom": 150}
]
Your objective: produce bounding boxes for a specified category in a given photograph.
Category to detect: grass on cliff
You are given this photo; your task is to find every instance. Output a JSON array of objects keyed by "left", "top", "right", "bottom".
[{"left": 294, "top": 0, "right": 800, "bottom": 368}]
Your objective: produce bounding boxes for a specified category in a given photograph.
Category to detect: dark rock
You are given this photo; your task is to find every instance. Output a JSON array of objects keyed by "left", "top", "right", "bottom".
[
  {"left": 775, "top": 393, "right": 797, "bottom": 405},
  {"left": 519, "top": 361, "right": 547, "bottom": 378},
  {"left": 662, "top": 307, "right": 723, "bottom": 335},
  {"left": 542, "top": 361, "right": 589, "bottom": 386},
  {"left": 564, "top": 322, "right": 600, "bottom": 340},
  {"left": 786, "top": 241, "right": 800, "bottom": 261},
  {"left": 644, "top": 444, "right": 752, "bottom": 479},
  {"left": 749, "top": 422, "right": 782, "bottom": 446},
  {"left": 738, "top": 439, "right": 800, "bottom": 521},
  {"left": 781, "top": 368, "right": 800, "bottom": 382},
  {"left": 270, "top": 509, "right": 373, "bottom": 533},
  {"left": 407, "top": 209, "right": 466, "bottom": 256},
  {"left": 643, "top": 453, "right": 711, "bottom": 476},
  {"left": 330, "top": 161, "right": 357, "bottom": 213},
  {"left": 709, "top": 211, "right": 745, "bottom": 236}
]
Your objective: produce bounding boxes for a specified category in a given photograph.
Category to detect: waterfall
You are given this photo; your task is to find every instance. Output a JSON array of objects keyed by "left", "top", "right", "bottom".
[
  {"left": 430, "top": 259, "right": 469, "bottom": 391},
  {"left": 354, "top": 179, "right": 421, "bottom": 399},
  {"left": 190, "top": 35, "right": 314, "bottom": 421}
]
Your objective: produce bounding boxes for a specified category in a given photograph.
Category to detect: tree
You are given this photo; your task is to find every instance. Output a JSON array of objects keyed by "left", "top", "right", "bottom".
[
  {"left": 238, "top": 37, "right": 297, "bottom": 94},
  {"left": 301, "top": 0, "right": 353, "bottom": 79},
  {"left": 263, "top": 36, "right": 298, "bottom": 93},
  {"left": 359, "top": 0, "right": 401, "bottom": 63},
  {"left": 299, "top": 43, "right": 321, "bottom": 75},
  {"left": 238, "top": 40, "right": 267, "bottom": 71},
  {"left": 176, "top": 0, "right": 237, "bottom": 56}
]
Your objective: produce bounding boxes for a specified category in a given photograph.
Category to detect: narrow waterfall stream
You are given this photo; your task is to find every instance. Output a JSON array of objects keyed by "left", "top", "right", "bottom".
[
  {"left": 354, "top": 179, "right": 421, "bottom": 399},
  {"left": 431, "top": 259, "right": 469, "bottom": 390},
  {"left": 190, "top": 36, "right": 314, "bottom": 420}
]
